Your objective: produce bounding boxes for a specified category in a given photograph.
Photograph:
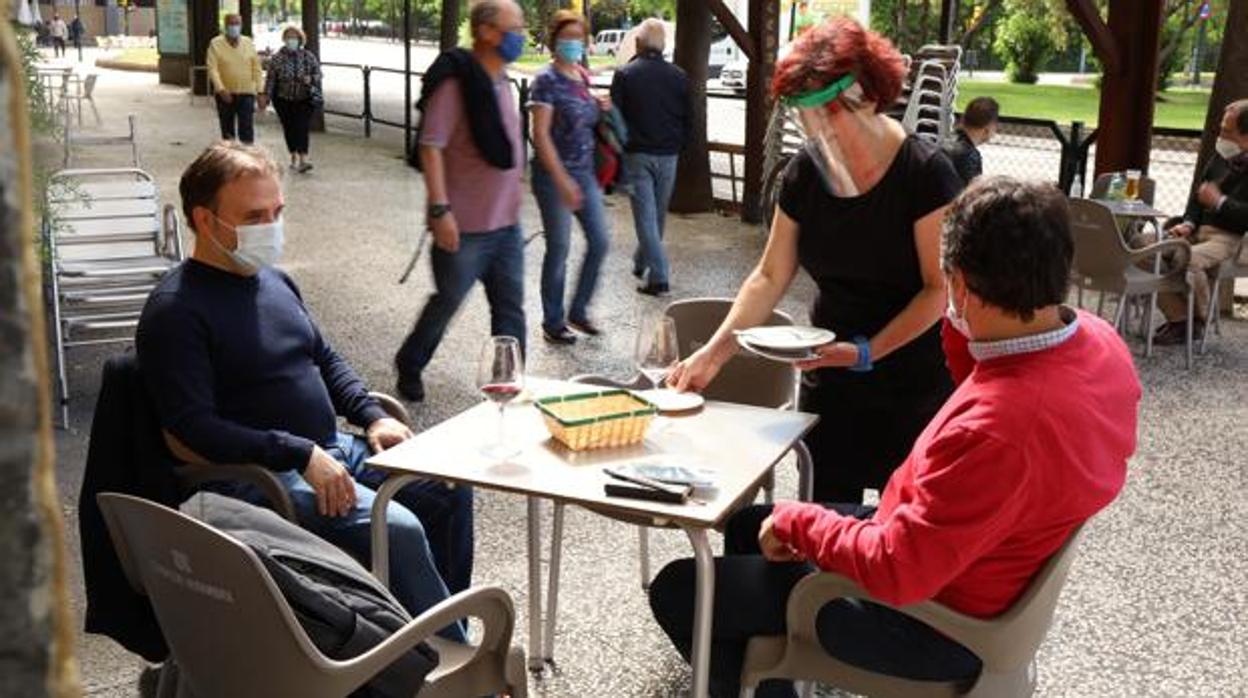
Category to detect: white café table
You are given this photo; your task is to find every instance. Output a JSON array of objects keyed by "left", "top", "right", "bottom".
[{"left": 365, "top": 379, "right": 818, "bottom": 698}]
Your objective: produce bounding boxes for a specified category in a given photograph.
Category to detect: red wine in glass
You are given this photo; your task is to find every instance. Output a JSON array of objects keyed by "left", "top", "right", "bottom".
[{"left": 481, "top": 383, "right": 522, "bottom": 404}]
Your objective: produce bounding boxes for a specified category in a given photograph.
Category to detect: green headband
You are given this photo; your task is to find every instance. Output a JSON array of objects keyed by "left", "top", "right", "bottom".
[{"left": 783, "top": 74, "right": 857, "bottom": 109}]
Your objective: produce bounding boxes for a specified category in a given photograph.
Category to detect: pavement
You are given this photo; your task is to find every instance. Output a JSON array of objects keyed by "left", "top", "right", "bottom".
[{"left": 50, "top": 66, "right": 1248, "bottom": 697}]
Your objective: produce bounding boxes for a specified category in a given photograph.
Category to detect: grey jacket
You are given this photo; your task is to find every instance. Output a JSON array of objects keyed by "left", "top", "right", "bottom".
[{"left": 182, "top": 493, "right": 438, "bottom": 698}]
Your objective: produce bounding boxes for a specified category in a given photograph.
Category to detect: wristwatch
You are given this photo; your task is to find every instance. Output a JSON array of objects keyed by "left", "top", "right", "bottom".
[{"left": 427, "top": 203, "right": 452, "bottom": 219}]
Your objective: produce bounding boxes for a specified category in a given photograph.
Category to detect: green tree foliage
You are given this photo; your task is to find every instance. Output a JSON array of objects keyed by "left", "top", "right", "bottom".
[{"left": 994, "top": 8, "right": 1055, "bottom": 83}]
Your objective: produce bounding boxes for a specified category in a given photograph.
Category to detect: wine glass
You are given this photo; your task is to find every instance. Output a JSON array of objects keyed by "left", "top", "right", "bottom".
[
  {"left": 635, "top": 316, "right": 679, "bottom": 389},
  {"left": 477, "top": 336, "right": 524, "bottom": 460}
]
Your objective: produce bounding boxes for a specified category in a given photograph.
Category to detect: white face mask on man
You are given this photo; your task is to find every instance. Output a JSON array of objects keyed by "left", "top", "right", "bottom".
[
  {"left": 945, "top": 287, "right": 972, "bottom": 338},
  {"left": 207, "top": 213, "right": 284, "bottom": 274},
  {"left": 1215, "top": 136, "right": 1244, "bottom": 161}
]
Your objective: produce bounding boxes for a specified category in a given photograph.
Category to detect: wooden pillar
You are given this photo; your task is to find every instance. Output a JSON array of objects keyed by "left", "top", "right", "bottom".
[
  {"left": 240, "top": 0, "right": 253, "bottom": 36},
  {"left": 302, "top": 0, "right": 324, "bottom": 132},
  {"left": 440, "top": 0, "right": 460, "bottom": 50},
  {"left": 1091, "top": 0, "right": 1164, "bottom": 176},
  {"left": 190, "top": 0, "right": 221, "bottom": 95},
  {"left": 742, "top": 0, "right": 779, "bottom": 223},
  {"left": 670, "top": 0, "right": 714, "bottom": 213}
]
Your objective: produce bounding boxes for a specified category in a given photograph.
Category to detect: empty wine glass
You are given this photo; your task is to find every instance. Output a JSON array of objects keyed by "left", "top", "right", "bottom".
[
  {"left": 477, "top": 336, "right": 524, "bottom": 460},
  {"left": 635, "top": 316, "right": 679, "bottom": 389}
]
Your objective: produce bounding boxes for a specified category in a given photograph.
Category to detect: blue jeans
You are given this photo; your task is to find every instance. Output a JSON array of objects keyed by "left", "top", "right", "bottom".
[
  {"left": 625, "top": 152, "right": 678, "bottom": 285},
  {"left": 218, "top": 433, "right": 472, "bottom": 641},
  {"left": 649, "top": 505, "right": 982, "bottom": 697},
  {"left": 532, "top": 164, "right": 610, "bottom": 331},
  {"left": 396, "top": 225, "right": 526, "bottom": 377},
  {"left": 215, "top": 93, "right": 255, "bottom": 144}
]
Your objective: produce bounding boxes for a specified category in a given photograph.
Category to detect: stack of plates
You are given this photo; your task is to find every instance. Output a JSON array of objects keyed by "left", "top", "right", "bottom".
[{"left": 736, "top": 326, "right": 835, "bottom": 362}]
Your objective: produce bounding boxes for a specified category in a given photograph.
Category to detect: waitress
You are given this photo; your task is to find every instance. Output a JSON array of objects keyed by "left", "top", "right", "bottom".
[{"left": 669, "top": 18, "right": 962, "bottom": 503}]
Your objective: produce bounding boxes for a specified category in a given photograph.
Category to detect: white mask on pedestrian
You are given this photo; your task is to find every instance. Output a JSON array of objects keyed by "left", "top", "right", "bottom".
[
  {"left": 945, "top": 287, "right": 972, "bottom": 338},
  {"left": 786, "top": 75, "right": 875, "bottom": 198},
  {"left": 1215, "top": 136, "right": 1243, "bottom": 160},
  {"left": 285, "top": 38, "right": 300, "bottom": 51},
  {"left": 209, "top": 213, "right": 284, "bottom": 275}
]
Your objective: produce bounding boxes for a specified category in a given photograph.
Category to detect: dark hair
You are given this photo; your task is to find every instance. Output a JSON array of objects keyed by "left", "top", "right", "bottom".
[
  {"left": 547, "top": 9, "right": 585, "bottom": 51},
  {"left": 941, "top": 176, "right": 1072, "bottom": 322},
  {"left": 180, "top": 142, "right": 281, "bottom": 232},
  {"left": 771, "top": 17, "right": 906, "bottom": 113},
  {"left": 963, "top": 96, "right": 1000, "bottom": 129}
]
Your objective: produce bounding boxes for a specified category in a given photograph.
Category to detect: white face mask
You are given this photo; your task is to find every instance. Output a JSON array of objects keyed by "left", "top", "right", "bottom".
[
  {"left": 945, "top": 288, "right": 971, "bottom": 338},
  {"left": 285, "top": 38, "right": 300, "bottom": 50},
  {"left": 208, "top": 214, "right": 284, "bottom": 275},
  {"left": 1215, "top": 137, "right": 1243, "bottom": 160}
]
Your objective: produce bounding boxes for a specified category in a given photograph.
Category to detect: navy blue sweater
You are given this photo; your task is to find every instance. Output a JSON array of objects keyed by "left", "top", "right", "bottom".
[
  {"left": 135, "top": 260, "right": 387, "bottom": 472},
  {"left": 610, "top": 50, "right": 691, "bottom": 156}
]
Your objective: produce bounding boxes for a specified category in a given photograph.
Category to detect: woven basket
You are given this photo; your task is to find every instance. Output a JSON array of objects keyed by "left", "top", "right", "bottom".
[{"left": 536, "top": 390, "right": 658, "bottom": 451}]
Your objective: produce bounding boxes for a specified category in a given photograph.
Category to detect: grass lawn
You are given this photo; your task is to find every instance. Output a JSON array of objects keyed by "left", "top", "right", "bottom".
[
  {"left": 957, "top": 80, "right": 1211, "bottom": 131},
  {"left": 109, "top": 47, "right": 158, "bottom": 68}
]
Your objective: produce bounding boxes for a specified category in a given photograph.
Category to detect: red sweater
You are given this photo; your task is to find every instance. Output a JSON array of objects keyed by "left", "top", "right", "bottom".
[{"left": 773, "top": 311, "right": 1140, "bottom": 617}]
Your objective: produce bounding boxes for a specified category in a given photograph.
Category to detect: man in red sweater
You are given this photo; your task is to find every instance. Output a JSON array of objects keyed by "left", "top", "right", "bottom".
[{"left": 649, "top": 176, "right": 1141, "bottom": 698}]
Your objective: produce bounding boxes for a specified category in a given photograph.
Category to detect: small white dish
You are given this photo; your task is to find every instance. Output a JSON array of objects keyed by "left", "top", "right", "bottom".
[
  {"left": 737, "top": 336, "right": 818, "bottom": 363},
  {"left": 633, "top": 388, "right": 705, "bottom": 413},
  {"left": 735, "top": 325, "right": 835, "bottom": 351}
]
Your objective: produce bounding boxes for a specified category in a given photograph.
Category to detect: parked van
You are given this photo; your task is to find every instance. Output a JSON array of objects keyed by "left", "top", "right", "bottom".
[{"left": 593, "top": 29, "right": 626, "bottom": 56}]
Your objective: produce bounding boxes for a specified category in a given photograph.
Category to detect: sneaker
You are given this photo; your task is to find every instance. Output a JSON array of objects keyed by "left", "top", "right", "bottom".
[
  {"left": 297, "top": 162, "right": 314, "bottom": 173},
  {"left": 395, "top": 373, "right": 425, "bottom": 402},
  {"left": 632, "top": 266, "right": 646, "bottom": 280},
  {"left": 543, "top": 326, "right": 578, "bottom": 345},
  {"left": 637, "top": 282, "right": 670, "bottom": 297},
  {"left": 568, "top": 318, "right": 602, "bottom": 336}
]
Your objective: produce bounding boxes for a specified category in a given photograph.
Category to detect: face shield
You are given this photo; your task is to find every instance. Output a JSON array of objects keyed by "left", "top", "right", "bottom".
[{"left": 783, "top": 74, "right": 873, "bottom": 197}]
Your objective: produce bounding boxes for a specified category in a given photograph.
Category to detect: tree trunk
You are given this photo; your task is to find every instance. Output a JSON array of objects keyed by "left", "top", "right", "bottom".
[
  {"left": 0, "top": 22, "right": 78, "bottom": 698},
  {"left": 440, "top": 0, "right": 460, "bottom": 50},
  {"left": 670, "top": 0, "right": 714, "bottom": 213},
  {"left": 957, "top": 0, "right": 999, "bottom": 45}
]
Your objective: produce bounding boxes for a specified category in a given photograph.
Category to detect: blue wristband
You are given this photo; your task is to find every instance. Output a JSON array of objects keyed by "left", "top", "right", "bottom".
[{"left": 849, "top": 335, "right": 873, "bottom": 372}]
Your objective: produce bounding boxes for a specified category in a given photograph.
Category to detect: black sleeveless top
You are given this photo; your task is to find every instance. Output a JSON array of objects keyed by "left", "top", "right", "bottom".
[{"left": 778, "top": 135, "right": 962, "bottom": 391}]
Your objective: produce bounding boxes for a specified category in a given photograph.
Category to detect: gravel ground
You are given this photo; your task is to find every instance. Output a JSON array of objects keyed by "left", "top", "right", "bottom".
[{"left": 48, "top": 67, "right": 1248, "bottom": 698}]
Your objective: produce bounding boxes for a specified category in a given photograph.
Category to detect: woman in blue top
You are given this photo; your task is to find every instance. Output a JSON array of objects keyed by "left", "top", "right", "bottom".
[{"left": 529, "top": 10, "right": 611, "bottom": 344}]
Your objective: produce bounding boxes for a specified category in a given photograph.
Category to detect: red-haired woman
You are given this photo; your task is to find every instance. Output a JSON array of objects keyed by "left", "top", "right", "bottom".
[{"left": 669, "top": 17, "right": 959, "bottom": 504}]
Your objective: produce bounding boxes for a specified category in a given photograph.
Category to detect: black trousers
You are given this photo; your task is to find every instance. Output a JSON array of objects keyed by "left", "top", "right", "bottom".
[
  {"left": 273, "top": 96, "right": 313, "bottom": 155},
  {"left": 648, "top": 504, "right": 982, "bottom": 698},
  {"left": 215, "top": 93, "right": 255, "bottom": 144}
]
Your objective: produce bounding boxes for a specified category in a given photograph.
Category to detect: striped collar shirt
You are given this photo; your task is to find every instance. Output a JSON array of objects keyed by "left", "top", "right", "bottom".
[{"left": 968, "top": 306, "right": 1080, "bottom": 362}]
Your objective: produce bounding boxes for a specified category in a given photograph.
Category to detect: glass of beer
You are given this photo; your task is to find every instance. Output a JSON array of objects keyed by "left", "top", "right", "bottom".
[{"left": 1124, "top": 169, "right": 1142, "bottom": 202}]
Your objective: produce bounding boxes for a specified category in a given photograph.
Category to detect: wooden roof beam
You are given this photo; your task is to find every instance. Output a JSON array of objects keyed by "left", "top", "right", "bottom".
[
  {"left": 1066, "top": 0, "right": 1122, "bottom": 74},
  {"left": 706, "top": 0, "right": 757, "bottom": 62}
]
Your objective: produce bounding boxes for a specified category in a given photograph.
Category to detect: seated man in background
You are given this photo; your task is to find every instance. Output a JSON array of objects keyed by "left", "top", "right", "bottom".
[
  {"left": 649, "top": 177, "right": 1141, "bottom": 698},
  {"left": 1152, "top": 98, "right": 1248, "bottom": 345},
  {"left": 136, "top": 143, "right": 473, "bottom": 638},
  {"left": 943, "top": 96, "right": 999, "bottom": 186}
]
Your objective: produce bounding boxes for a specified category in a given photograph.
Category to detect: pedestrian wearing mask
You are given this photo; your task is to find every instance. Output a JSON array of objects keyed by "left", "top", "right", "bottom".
[
  {"left": 394, "top": 0, "right": 528, "bottom": 402},
  {"left": 207, "top": 14, "right": 264, "bottom": 144},
  {"left": 667, "top": 18, "right": 963, "bottom": 503},
  {"left": 529, "top": 10, "right": 611, "bottom": 344},
  {"left": 264, "top": 26, "right": 322, "bottom": 173}
]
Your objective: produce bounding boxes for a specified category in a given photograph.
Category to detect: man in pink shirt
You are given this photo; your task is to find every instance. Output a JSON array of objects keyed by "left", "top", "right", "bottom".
[
  {"left": 394, "top": 0, "right": 527, "bottom": 402},
  {"left": 649, "top": 176, "right": 1141, "bottom": 697}
]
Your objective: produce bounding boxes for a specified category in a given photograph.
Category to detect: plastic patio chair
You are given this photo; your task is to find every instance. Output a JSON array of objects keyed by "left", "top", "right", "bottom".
[
  {"left": 536, "top": 298, "right": 814, "bottom": 666},
  {"left": 740, "top": 527, "right": 1087, "bottom": 698},
  {"left": 169, "top": 391, "right": 413, "bottom": 524},
  {"left": 97, "top": 493, "right": 528, "bottom": 698},
  {"left": 1068, "top": 199, "right": 1195, "bottom": 367},
  {"left": 1200, "top": 234, "right": 1248, "bottom": 354}
]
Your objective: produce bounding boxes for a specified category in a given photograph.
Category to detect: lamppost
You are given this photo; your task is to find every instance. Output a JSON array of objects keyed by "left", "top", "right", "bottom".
[{"left": 75, "top": 0, "right": 83, "bottom": 62}]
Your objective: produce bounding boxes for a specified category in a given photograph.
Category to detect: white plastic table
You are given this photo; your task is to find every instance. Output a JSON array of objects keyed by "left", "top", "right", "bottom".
[{"left": 365, "top": 379, "right": 818, "bottom": 698}]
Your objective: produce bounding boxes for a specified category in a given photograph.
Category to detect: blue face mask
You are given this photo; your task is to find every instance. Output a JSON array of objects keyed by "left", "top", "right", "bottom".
[
  {"left": 497, "top": 30, "right": 526, "bottom": 63},
  {"left": 285, "top": 38, "right": 300, "bottom": 50},
  {"left": 555, "top": 38, "right": 584, "bottom": 64},
  {"left": 225, "top": 24, "right": 241, "bottom": 39}
]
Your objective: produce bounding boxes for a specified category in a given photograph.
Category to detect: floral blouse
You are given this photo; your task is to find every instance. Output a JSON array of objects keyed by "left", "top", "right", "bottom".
[{"left": 265, "top": 47, "right": 322, "bottom": 102}]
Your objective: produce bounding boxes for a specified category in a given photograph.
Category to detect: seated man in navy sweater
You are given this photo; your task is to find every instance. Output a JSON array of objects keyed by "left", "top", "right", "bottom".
[{"left": 136, "top": 142, "right": 472, "bottom": 637}]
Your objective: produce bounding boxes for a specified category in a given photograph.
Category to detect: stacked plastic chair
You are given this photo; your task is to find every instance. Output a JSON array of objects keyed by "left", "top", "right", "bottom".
[{"left": 899, "top": 44, "right": 963, "bottom": 145}]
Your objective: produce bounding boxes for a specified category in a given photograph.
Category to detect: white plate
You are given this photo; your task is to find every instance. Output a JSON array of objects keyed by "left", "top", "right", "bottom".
[
  {"left": 633, "top": 388, "right": 705, "bottom": 413},
  {"left": 736, "top": 325, "right": 835, "bottom": 351},
  {"left": 737, "top": 336, "right": 817, "bottom": 363}
]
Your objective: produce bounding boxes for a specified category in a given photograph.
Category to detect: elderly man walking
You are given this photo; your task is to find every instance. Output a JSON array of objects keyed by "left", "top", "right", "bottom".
[
  {"left": 393, "top": 0, "right": 528, "bottom": 402},
  {"left": 611, "top": 18, "right": 690, "bottom": 297},
  {"left": 206, "top": 14, "right": 265, "bottom": 144}
]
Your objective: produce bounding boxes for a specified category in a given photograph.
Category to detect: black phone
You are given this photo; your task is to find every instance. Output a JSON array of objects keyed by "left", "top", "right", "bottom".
[{"left": 603, "top": 481, "right": 690, "bottom": 504}]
